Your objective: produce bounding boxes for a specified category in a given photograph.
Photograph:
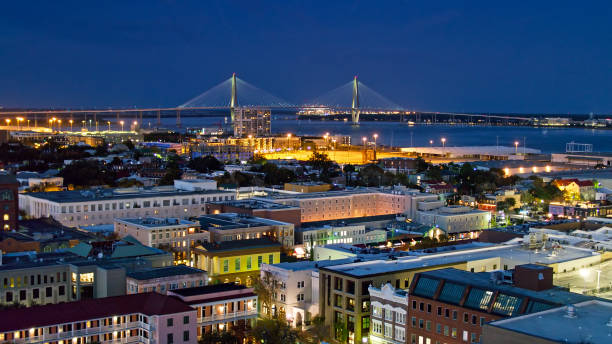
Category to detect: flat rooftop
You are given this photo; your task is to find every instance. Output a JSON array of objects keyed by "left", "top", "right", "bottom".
[
  {"left": 320, "top": 243, "right": 598, "bottom": 278},
  {"left": 126, "top": 265, "right": 205, "bottom": 280},
  {"left": 196, "top": 238, "right": 281, "bottom": 253},
  {"left": 24, "top": 186, "right": 231, "bottom": 203},
  {"left": 301, "top": 214, "right": 398, "bottom": 228},
  {"left": 116, "top": 217, "right": 198, "bottom": 228},
  {"left": 266, "top": 258, "right": 360, "bottom": 272},
  {"left": 170, "top": 282, "right": 249, "bottom": 297},
  {"left": 210, "top": 199, "right": 297, "bottom": 210},
  {"left": 419, "top": 268, "right": 593, "bottom": 306},
  {"left": 487, "top": 300, "right": 612, "bottom": 344},
  {"left": 197, "top": 213, "right": 289, "bottom": 230}
]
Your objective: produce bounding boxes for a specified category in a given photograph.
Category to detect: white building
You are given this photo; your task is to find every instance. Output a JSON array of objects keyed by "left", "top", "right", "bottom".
[
  {"left": 19, "top": 184, "right": 235, "bottom": 227},
  {"left": 369, "top": 283, "right": 409, "bottom": 344},
  {"left": 260, "top": 259, "right": 357, "bottom": 328},
  {"left": 416, "top": 205, "right": 491, "bottom": 235},
  {"left": 300, "top": 224, "right": 387, "bottom": 253},
  {"left": 173, "top": 179, "right": 218, "bottom": 192}
]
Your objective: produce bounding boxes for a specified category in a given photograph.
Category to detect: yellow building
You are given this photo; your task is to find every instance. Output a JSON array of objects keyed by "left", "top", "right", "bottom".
[
  {"left": 284, "top": 182, "right": 332, "bottom": 193},
  {"left": 192, "top": 238, "right": 281, "bottom": 286}
]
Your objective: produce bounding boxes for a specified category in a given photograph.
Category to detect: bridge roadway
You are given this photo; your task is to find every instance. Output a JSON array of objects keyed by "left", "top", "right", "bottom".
[{"left": 0, "top": 106, "right": 532, "bottom": 122}]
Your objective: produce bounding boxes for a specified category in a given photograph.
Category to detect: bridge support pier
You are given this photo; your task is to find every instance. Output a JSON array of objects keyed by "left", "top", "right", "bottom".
[
  {"left": 176, "top": 109, "right": 181, "bottom": 128},
  {"left": 351, "top": 76, "right": 360, "bottom": 124}
]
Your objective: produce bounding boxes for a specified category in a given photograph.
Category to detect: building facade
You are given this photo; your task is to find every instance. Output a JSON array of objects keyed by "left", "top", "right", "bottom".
[
  {"left": 0, "top": 174, "right": 19, "bottom": 231},
  {"left": 193, "top": 238, "right": 281, "bottom": 285},
  {"left": 300, "top": 224, "right": 387, "bottom": 253},
  {"left": 19, "top": 185, "right": 235, "bottom": 227},
  {"left": 114, "top": 217, "right": 210, "bottom": 265},
  {"left": 369, "top": 283, "right": 409, "bottom": 344},
  {"left": 205, "top": 199, "right": 302, "bottom": 228},
  {"left": 416, "top": 206, "right": 491, "bottom": 236},
  {"left": 233, "top": 108, "right": 271, "bottom": 138},
  {"left": 0, "top": 292, "right": 197, "bottom": 344}
]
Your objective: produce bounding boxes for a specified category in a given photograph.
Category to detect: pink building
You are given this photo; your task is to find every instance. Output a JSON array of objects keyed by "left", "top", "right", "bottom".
[
  {"left": 169, "top": 283, "right": 258, "bottom": 339},
  {"left": 0, "top": 292, "right": 197, "bottom": 344}
]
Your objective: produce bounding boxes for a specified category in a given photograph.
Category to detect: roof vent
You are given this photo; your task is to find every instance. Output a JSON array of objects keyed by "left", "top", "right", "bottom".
[{"left": 564, "top": 305, "right": 577, "bottom": 318}]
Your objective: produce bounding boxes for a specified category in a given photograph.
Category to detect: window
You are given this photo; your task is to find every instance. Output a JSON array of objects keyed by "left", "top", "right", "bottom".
[
  {"left": 436, "top": 323, "right": 441, "bottom": 334},
  {"left": 183, "top": 331, "right": 189, "bottom": 341},
  {"left": 464, "top": 313, "right": 469, "bottom": 323},
  {"left": 471, "top": 333, "right": 478, "bottom": 343},
  {"left": 451, "top": 328, "right": 457, "bottom": 338},
  {"left": 258, "top": 255, "right": 263, "bottom": 267},
  {"left": 411, "top": 316, "right": 416, "bottom": 328},
  {"left": 223, "top": 260, "right": 229, "bottom": 273},
  {"left": 33, "top": 288, "right": 39, "bottom": 299},
  {"left": 167, "top": 318, "right": 173, "bottom": 327},
  {"left": 419, "top": 302, "right": 424, "bottom": 311},
  {"left": 334, "top": 294, "right": 343, "bottom": 307},
  {"left": 183, "top": 316, "right": 189, "bottom": 324},
  {"left": 268, "top": 254, "right": 274, "bottom": 264},
  {"left": 297, "top": 281, "right": 305, "bottom": 288},
  {"left": 395, "top": 327, "right": 406, "bottom": 341},
  {"left": 463, "top": 330, "right": 468, "bottom": 342},
  {"left": 167, "top": 333, "right": 173, "bottom": 344},
  {"left": 419, "top": 319, "right": 424, "bottom": 329},
  {"left": 452, "top": 310, "right": 457, "bottom": 320},
  {"left": 437, "top": 306, "right": 442, "bottom": 316},
  {"left": 425, "top": 320, "right": 432, "bottom": 332},
  {"left": 444, "top": 326, "right": 449, "bottom": 336},
  {"left": 384, "top": 308, "right": 392, "bottom": 320},
  {"left": 59, "top": 286, "right": 65, "bottom": 296},
  {"left": 472, "top": 315, "right": 477, "bottom": 325},
  {"left": 297, "top": 293, "right": 304, "bottom": 301},
  {"left": 362, "top": 316, "right": 370, "bottom": 332},
  {"left": 384, "top": 323, "right": 392, "bottom": 338},
  {"left": 480, "top": 317, "right": 485, "bottom": 326},
  {"left": 372, "top": 320, "right": 383, "bottom": 335},
  {"left": 427, "top": 304, "right": 432, "bottom": 313},
  {"left": 46, "top": 287, "right": 52, "bottom": 297},
  {"left": 246, "top": 257, "right": 252, "bottom": 270},
  {"left": 396, "top": 312, "right": 406, "bottom": 324},
  {"left": 372, "top": 306, "right": 382, "bottom": 318},
  {"left": 235, "top": 258, "right": 241, "bottom": 271},
  {"left": 20, "top": 290, "right": 26, "bottom": 301},
  {"left": 412, "top": 300, "right": 417, "bottom": 309}
]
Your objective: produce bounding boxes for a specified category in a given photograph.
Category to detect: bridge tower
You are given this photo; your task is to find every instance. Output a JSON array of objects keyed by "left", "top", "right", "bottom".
[
  {"left": 351, "top": 76, "right": 360, "bottom": 124},
  {"left": 230, "top": 72, "right": 237, "bottom": 122}
]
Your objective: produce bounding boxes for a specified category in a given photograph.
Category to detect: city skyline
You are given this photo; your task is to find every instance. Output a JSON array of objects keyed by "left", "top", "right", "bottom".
[{"left": 1, "top": 1, "right": 612, "bottom": 113}]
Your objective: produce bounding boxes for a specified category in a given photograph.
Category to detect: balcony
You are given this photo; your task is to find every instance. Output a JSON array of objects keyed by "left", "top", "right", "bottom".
[
  {"left": 11, "top": 322, "right": 152, "bottom": 344},
  {"left": 198, "top": 309, "right": 258, "bottom": 324}
]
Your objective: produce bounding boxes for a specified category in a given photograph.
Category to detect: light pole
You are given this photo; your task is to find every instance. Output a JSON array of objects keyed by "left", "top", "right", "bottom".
[
  {"left": 107, "top": 121, "right": 111, "bottom": 131},
  {"left": 429, "top": 140, "right": 433, "bottom": 147},
  {"left": 58, "top": 119, "right": 62, "bottom": 131},
  {"left": 362, "top": 136, "right": 367, "bottom": 150},
  {"left": 120, "top": 120, "right": 125, "bottom": 132},
  {"left": 373, "top": 133, "right": 378, "bottom": 152},
  {"left": 69, "top": 119, "right": 73, "bottom": 132},
  {"left": 27, "top": 119, "right": 30, "bottom": 129},
  {"left": 133, "top": 121, "right": 138, "bottom": 131},
  {"left": 49, "top": 119, "right": 54, "bottom": 131},
  {"left": 4, "top": 119, "right": 11, "bottom": 139},
  {"left": 286, "top": 133, "right": 292, "bottom": 150},
  {"left": 514, "top": 141, "right": 519, "bottom": 154},
  {"left": 16, "top": 117, "right": 23, "bottom": 130}
]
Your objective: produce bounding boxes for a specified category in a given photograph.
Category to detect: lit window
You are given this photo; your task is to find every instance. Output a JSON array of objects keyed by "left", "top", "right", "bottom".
[{"left": 3, "top": 214, "right": 8, "bottom": 221}]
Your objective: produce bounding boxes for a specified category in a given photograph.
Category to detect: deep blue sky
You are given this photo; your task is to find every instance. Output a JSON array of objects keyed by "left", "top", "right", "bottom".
[{"left": 1, "top": 1, "right": 611, "bottom": 113}]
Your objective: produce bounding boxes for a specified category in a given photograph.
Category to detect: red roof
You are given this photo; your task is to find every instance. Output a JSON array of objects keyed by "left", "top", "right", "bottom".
[
  {"left": 0, "top": 292, "right": 193, "bottom": 332},
  {"left": 554, "top": 179, "right": 579, "bottom": 186},
  {"left": 576, "top": 180, "right": 594, "bottom": 187}
]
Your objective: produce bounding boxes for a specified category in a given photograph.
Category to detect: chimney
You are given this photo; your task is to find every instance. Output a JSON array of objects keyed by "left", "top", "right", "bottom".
[{"left": 513, "top": 264, "right": 553, "bottom": 291}]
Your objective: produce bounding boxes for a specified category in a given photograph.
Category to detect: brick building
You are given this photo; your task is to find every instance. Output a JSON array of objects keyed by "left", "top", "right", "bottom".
[
  {"left": 406, "top": 265, "right": 593, "bottom": 344},
  {"left": 0, "top": 173, "right": 18, "bottom": 231}
]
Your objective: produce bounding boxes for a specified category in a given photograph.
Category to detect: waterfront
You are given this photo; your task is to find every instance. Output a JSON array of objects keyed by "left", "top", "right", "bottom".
[{"left": 154, "top": 116, "right": 612, "bottom": 153}]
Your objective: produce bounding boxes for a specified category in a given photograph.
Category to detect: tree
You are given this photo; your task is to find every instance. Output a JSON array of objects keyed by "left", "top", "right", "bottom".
[
  {"left": 358, "top": 164, "right": 385, "bottom": 186},
  {"left": 304, "top": 316, "right": 330, "bottom": 344},
  {"left": 188, "top": 156, "right": 223, "bottom": 173},
  {"left": 415, "top": 157, "right": 429, "bottom": 172},
  {"left": 251, "top": 319, "right": 299, "bottom": 344},
  {"left": 333, "top": 319, "right": 349, "bottom": 344},
  {"left": 59, "top": 160, "right": 116, "bottom": 187}
]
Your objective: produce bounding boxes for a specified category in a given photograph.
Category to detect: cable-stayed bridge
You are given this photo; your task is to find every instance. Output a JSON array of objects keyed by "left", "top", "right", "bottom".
[{"left": 0, "top": 74, "right": 531, "bottom": 127}]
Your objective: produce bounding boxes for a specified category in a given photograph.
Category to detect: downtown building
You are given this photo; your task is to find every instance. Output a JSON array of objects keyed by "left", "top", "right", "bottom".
[
  {"left": 233, "top": 107, "right": 271, "bottom": 138},
  {"left": 19, "top": 181, "right": 235, "bottom": 227},
  {"left": 0, "top": 292, "right": 198, "bottom": 344},
  {"left": 114, "top": 217, "right": 210, "bottom": 265}
]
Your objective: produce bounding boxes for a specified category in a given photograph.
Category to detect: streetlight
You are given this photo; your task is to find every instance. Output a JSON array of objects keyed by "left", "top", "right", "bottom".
[
  {"left": 107, "top": 121, "right": 111, "bottom": 131},
  {"left": 429, "top": 140, "right": 433, "bottom": 147},
  {"left": 133, "top": 121, "right": 138, "bottom": 131},
  {"left": 48, "top": 119, "right": 54, "bottom": 130},
  {"left": 362, "top": 136, "right": 367, "bottom": 150},
  {"left": 16, "top": 117, "right": 23, "bottom": 130},
  {"left": 69, "top": 119, "right": 73, "bottom": 132},
  {"left": 120, "top": 120, "right": 125, "bottom": 131},
  {"left": 58, "top": 119, "right": 62, "bottom": 131},
  {"left": 81, "top": 120, "right": 85, "bottom": 130},
  {"left": 4, "top": 119, "right": 10, "bottom": 140},
  {"left": 27, "top": 119, "right": 30, "bottom": 129},
  {"left": 514, "top": 141, "right": 519, "bottom": 154},
  {"left": 373, "top": 133, "right": 378, "bottom": 152}
]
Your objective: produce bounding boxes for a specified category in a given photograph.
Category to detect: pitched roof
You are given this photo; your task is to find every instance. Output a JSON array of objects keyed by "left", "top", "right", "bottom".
[{"left": 0, "top": 292, "right": 193, "bottom": 332}]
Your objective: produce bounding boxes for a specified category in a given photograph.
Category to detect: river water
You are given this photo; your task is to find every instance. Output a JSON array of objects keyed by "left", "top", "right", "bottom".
[{"left": 148, "top": 116, "right": 612, "bottom": 154}]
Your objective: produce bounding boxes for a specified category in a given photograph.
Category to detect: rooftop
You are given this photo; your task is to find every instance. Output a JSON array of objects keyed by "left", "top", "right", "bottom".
[
  {"left": 417, "top": 268, "right": 592, "bottom": 307},
  {"left": 195, "top": 238, "right": 281, "bottom": 253},
  {"left": 487, "top": 300, "right": 612, "bottom": 343},
  {"left": 116, "top": 217, "right": 198, "bottom": 228},
  {"left": 266, "top": 258, "right": 361, "bottom": 272},
  {"left": 170, "top": 282, "right": 249, "bottom": 296},
  {"left": 320, "top": 243, "right": 598, "bottom": 277},
  {"left": 23, "top": 185, "right": 231, "bottom": 203},
  {"left": 0, "top": 292, "right": 193, "bottom": 332},
  {"left": 210, "top": 199, "right": 297, "bottom": 210},
  {"left": 301, "top": 214, "right": 399, "bottom": 228},
  {"left": 126, "top": 265, "right": 205, "bottom": 280},
  {"left": 197, "top": 213, "right": 289, "bottom": 230}
]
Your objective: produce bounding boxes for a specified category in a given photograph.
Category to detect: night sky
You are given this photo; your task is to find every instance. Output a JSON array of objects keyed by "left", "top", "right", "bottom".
[{"left": 1, "top": 1, "right": 611, "bottom": 113}]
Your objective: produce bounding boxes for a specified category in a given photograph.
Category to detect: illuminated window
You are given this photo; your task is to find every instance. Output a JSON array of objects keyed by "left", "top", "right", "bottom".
[
  {"left": 80, "top": 273, "right": 94, "bottom": 283},
  {"left": 3, "top": 214, "right": 8, "bottom": 221}
]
